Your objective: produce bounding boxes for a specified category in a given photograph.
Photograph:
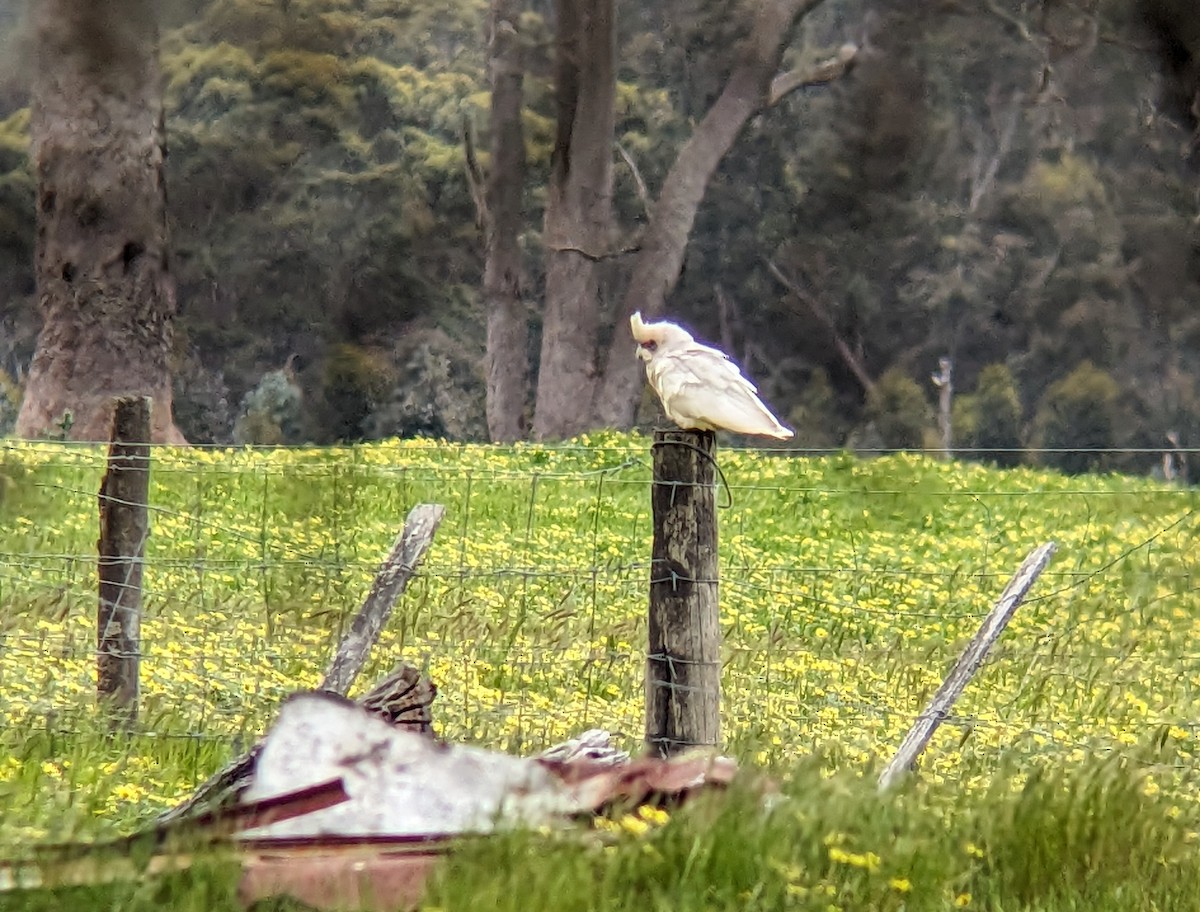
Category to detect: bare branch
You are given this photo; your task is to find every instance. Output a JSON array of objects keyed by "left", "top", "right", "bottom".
[
  {"left": 768, "top": 42, "right": 858, "bottom": 106},
  {"left": 765, "top": 257, "right": 876, "bottom": 395},
  {"left": 461, "top": 115, "right": 489, "bottom": 232},
  {"left": 546, "top": 242, "right": 641, "bottom": 262},
  {"left": 615, "top": 141, "right": 650, "bottom": 217},
  {"left": 967, "top": 89, "right": 1022, "bottom": 213},
  {"left": 984, "top": 0, "right": 1032, "bottom": 42},
  {"left": 714, "top": 283, "right": 738, "bottom": 356}
]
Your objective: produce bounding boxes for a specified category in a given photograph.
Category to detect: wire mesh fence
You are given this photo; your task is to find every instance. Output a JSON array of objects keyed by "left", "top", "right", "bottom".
[{"left": 1, "top": 437, "right": 1199, "bottom": 802}]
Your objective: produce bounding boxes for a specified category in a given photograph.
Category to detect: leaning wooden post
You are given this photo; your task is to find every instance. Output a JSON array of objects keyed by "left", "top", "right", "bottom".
[
  {"left": 321, "top": 503, "right": 447, "bottom": 695},
  {"left": 646, "top": 428, "right": 720, "bottom": 757},
  {"left": 97, "top": 395, "right": 151, "bottom": 726},
  {"left": 878, "top": 541, "right": 1058, "bottom": 791}
]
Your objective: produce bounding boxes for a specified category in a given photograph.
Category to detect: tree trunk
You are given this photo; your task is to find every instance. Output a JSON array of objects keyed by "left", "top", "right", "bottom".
[
  {"left": 591, "top": 0, "right": 826, "bottom": 429},
  {"left": 483, "top": 0, "right": 531, "bottom": 443},
  {"left": 15, "top": 1, "right": 184, "bottom": 444},
  {"left": 531, "top": 0, "right": 616, "bottom": 441}
]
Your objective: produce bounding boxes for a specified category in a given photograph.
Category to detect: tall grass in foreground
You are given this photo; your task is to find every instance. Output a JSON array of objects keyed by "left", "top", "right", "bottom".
[{"left": 3, "top": 756, "right": 1199, "bottom": 912}]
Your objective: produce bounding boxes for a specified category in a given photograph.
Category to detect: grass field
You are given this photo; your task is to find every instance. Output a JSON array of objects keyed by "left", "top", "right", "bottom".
[{"left": 1, "top": 435, "right": 1199, "bottom": 909}]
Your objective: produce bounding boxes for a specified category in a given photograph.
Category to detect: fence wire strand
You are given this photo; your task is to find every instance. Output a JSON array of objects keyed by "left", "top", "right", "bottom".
[{"left": 1, "top": 441, "right": 1199, "bottom": 791}]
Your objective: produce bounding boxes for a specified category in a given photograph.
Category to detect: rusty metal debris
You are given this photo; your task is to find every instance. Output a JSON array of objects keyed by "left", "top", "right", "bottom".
[
  {"left": 1, "top": 687, "right": 737, "bottom": 910},
  {"left": 229, "top": 691, "right": 737, "bottom": 909}
]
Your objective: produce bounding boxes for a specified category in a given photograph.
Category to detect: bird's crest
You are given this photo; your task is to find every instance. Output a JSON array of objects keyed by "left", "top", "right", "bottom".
[
  {"left": 630, "top": 311, "right": 692, "bottom": 353},
  {"left": 629, "top": 311, "right": 654, "bottom": 344}
]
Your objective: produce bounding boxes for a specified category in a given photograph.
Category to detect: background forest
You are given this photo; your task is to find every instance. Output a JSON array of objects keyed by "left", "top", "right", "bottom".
[{"left": 0, "top": 0, "right": 1198, "bottom": 474}]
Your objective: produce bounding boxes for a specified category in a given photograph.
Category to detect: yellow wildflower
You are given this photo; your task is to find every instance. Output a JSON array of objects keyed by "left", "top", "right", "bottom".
[
  {"left": 636, "top": 805, "right": 669, "bottom": 827},
  {"left": 827, "top": 847, "right": 880, "bottom": 871},
  {"left": 618, "top": 814, "right": 650, "bottom": 837}
]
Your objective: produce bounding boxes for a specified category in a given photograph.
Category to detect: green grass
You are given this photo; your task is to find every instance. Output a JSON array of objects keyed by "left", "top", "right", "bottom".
[
  {"left": 5, "top": 758, "right": 1199, "bottom": 911},
  {"left": 1, "top": 434, "right": 1199, "bottom": 908}
]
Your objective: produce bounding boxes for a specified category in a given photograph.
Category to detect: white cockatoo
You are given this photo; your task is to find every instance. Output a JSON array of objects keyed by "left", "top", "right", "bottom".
[{"left": 630, "top": 312, "right": 793, "bottom": 439}]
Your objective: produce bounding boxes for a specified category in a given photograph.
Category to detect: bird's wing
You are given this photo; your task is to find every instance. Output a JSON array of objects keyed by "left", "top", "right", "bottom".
[{"left": 649, "top": 342, "right": 792, "bottom": 438}]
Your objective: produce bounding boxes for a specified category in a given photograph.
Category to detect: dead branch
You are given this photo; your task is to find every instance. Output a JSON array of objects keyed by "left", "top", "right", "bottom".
[
  {"left": 615, "top": 141, "right": 651, "bottom": 216},
  {"left": 768, "top": 42, "right": 858, "bottom": 106},
  {"left": 967, "top": 88, "right": 1022, "bottom": 213},
  {"left": 984, "top": 0, "right": 1033, "bottom": 42},
  {"left": 714, "top": 283, "right": 739, "bottom": 357},
  {"left": 546, "top": 242, "right": 641, "bottom": 261},
  {"left": 878, "top": 542, "right": 1058, "bottom": 791},
  {"left": 765, "top": 257, "right": 877, "bottom": 396},
  {"left": 462, "top": 116, "right": 489, "bottom": 232}
]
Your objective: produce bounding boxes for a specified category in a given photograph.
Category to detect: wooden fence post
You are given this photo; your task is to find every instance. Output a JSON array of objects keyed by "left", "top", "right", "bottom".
[
  {"left": 645, "top": 428, "right": 720, "bottom": 757},
  {"left": 97, "top": 396, "right": 151, "bottom": 726},
  {"left": 878, "top": 541, "right": 1058, "bottom": 791},
  {"left": 320, "top": 503, "right": 447, "bottom": 695}
]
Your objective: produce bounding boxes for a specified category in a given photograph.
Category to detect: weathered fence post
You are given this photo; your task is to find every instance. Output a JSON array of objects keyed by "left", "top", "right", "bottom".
[
  {"left": 646, "top": 428, "right": 720, "bottom": 757},
  {"left": 878, "top": 541, "right": 1058, "bottom": 791},
  {"left": 321, "top": 503, "right": 447, "bottom": 695},
  {"left": 97, "top": 396, "right": 151, "bottom": 726}
]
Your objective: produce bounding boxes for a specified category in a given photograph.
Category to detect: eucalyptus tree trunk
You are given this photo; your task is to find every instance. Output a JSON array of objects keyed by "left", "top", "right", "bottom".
[
  {"left": 531, "top": 0, "right": 616, "bottom": 441},
  {"left": 590, "top": 0, "right": 826, "bottom": 430},
  {"left": 483, "top": 0, "right": 531, "bottom": 443},
  {"left": 16, "top": 0, "right": 184, "bottom": 444}
]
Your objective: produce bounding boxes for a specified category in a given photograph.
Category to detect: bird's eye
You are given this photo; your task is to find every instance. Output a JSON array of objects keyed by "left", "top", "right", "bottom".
[{"left": 641, "top": 341, "right": 658, "bottom": 352}]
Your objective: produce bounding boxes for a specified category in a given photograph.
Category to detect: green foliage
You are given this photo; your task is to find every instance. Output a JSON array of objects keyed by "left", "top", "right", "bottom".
[
  {"left": 1027, "top": 151, "right": 1109, "bottom": 208},
  {"left": 365, "top": 327, "right": 487, "bottom": 440},
  {"left": 0, "top": 108, "right": 33, "bottom": 292},
  {"left": 2, "top": 0, "right": 1200, "bottom": 453},
  {"left": 864, "top": 368, "right": 931, "bottom": 451},
  {"left": 786, "top": 367, "right": 849, "bottom": 451},
  {"left": 956, "top": 363, "right": 1023, "bottom": 467},
  {"left": 170, "top": 350, "right": 233, "bottom": 444},
  {"left": 0, "top": 367, "right": 19, "bottom": 436},
  {"left": 232, "top": 365, "right": 302, "bottom": 445},
  {"left": 315, "top": 343, "right": 393, "bottom": 442},
  {"left": 1032, "top": 361, "right": 1123, "bottom": 475},
  {"left": 150, "top": 0, "right": 494, "bottom": 441}
]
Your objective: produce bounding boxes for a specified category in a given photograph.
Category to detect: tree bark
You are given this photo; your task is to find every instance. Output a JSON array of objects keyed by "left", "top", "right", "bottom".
[
  {"left": 483, "top": 0, "right": 532, "bottom": 443},
  {"left": 531, "top": 0, "right": 616, "bottom": 440},
  {"left": 15, "top": 1, "right": 184, "bottom": 444},
  {"left": 591, "top": 0, "right": 827, "bottom": 429}
]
